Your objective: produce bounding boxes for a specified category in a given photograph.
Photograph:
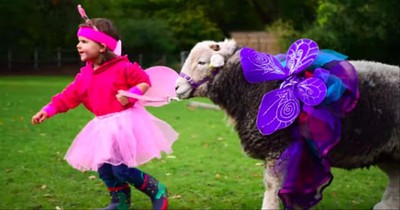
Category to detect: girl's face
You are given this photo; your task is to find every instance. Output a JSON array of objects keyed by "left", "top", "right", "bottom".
[{"left": 76, "top": 36, "right": 105, "bottom": 64}]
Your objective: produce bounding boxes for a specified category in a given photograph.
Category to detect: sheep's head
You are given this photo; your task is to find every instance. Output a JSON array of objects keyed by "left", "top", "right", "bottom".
[{"left": 175, "top": 39, "right": 237, "bottom": 99}]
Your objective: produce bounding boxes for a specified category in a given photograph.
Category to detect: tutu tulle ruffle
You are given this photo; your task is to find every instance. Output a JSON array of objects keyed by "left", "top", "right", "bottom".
[{"left": 64, "top": 105, "right": 178, "bottom": 171}]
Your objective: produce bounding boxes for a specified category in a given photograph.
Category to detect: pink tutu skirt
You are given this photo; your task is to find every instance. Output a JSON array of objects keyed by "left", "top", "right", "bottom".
[{"left": 64, "top": 106, "right": 179, "bottom": 171}]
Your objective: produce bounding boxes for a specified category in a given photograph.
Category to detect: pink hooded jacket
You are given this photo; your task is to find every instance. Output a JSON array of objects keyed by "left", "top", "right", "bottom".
[{"left": 43, "top": 56, "right": 151, "bottom": 117}]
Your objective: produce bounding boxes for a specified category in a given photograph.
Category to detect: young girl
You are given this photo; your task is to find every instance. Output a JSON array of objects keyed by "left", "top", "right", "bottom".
[{"left": 31, "top": 6, "right": 178, "bottom": 210}]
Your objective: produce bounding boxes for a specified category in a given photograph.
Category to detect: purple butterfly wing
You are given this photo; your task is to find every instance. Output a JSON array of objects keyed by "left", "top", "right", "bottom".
[
  {"left": 240, "top": 47, "right": 287, "bottom": 83},
  {"left": 286, "top": 39, "right": 319, "bottom": 75},
  {"left": 257, "top": 87, "right": 301, "bottom": 135},
  {"left": 294, "top": 78, "right": 327, "bottom": 106}
]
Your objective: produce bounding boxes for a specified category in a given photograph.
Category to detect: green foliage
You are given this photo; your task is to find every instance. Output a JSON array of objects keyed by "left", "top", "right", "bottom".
[
  {"left": 76, "top": 0, "right": 179, "bottom": 54},
  {"left": 1, "top": 0, "right": 399, "bottom": 65},
  {"left": 161, "top": 9, "right": 224, "bottom": 50},
  {"left": 265, "top": 0, "right": 399, "bottom": 65},
  {"left": 0, "top": 0, "right": 80, "bottom": 50},
  {"left": 123, "top": 0, "right": 226, "bottom": 50},
  {"left": 266, "top": 19, "right": 301, "bottom": 50},
  {"left": 244, "top": 0, "right": 318, "bottom": 31},
  {"left": 118, "top": 19, "right": 177, "bottom": 54},
  {"left": 183, "top": 0, "right": 266, "bottom": 33},
  {"left": 304, "top": 0, "right": 400, "bottom": 64}
]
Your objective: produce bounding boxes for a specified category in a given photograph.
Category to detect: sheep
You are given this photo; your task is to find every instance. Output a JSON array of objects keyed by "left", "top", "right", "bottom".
[{"left": 175, "top": 39, "right": 400, "bottom": 209}]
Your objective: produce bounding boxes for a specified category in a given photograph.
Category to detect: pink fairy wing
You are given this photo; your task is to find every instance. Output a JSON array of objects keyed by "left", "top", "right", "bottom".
[
  {"left": 143, "top": 66, "right": 179, "bottom": 106},
  {"left": 120, "top": 66, "right": 179, "bottom": 107},
  {"left": 240, "top": 47, "right": 287, "bottom": 83},
  {"left": 285, "top": 39, "right": 319, "bottom": 75},
  {"left": 294, "top": 77, "right": 327, "bottom": 106},
  {"left": 257, "top": 87, "right": 301, "bottom": 135}
]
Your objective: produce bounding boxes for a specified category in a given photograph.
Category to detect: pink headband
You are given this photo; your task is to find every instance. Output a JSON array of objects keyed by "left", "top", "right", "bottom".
[
  {"left": 77, "top": 27, "right": 117, "bottom": 51},
  {"left": 76, "top": 5, "right": 122, "bottom": 55}
]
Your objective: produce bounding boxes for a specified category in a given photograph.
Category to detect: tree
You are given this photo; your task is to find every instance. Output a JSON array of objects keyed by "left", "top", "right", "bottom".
[
  {"left": 247, "top": 0, "right": 318, "bottom": 31},
  {"left": 304, "top": 0, "right": 400, "bottom": 64},
  {"left": 0, "top": 0, "right": 80, "bottom": 51},
  {"left": 120, "top": 0, "right": 226, "bottom": 51}
]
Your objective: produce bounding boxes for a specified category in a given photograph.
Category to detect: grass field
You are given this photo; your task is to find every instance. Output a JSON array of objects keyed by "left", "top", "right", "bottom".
[{"left": 0, "top": 76, "right": 387, "bottom": 209}]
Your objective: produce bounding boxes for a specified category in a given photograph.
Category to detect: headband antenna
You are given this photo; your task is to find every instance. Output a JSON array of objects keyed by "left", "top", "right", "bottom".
[{"left": 77, "top": 4, "right": 98, "bottom": 30}]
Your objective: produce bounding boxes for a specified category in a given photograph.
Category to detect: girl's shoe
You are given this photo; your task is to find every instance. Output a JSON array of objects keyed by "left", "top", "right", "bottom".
[
  {"left": 137, "top": 174, "right": 168, "bottom": 210},
  {"left": 97, "top": 187, "right": 131, "bottom": 210}
]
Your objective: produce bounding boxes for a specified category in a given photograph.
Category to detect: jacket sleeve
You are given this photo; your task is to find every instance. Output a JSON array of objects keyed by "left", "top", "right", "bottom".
[
  {"left": 42, "top": 73, "right": 82, "bottom": 117},
  {"left": 125, "top": 62, "right": 151, "bottom": 87}
]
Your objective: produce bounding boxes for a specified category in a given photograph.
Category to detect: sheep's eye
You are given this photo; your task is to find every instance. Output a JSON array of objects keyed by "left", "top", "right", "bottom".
[{"left": 198, "top": 61, "right": 206, "bottom": 65}]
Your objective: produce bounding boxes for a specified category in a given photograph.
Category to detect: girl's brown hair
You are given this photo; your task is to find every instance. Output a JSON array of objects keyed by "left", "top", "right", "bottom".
[{"left": 79, "top": 18, "right": 121, "bottom": 63}]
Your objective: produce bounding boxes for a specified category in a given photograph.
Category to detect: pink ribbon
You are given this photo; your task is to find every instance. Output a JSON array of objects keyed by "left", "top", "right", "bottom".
[{"left": 77, "top": 27, "right": 118, "bottom": 51}]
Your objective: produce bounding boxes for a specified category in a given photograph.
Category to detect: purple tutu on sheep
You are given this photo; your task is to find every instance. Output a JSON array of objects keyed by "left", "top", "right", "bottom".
[{"left": 240, "top": 38, "right": 359, "bottom": 209}]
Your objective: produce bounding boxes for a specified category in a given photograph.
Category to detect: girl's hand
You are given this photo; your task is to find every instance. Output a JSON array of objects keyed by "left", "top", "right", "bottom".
[
  {"left": 32, "top": 110, "right": 48, "bottom": 125},
  {"left": 116, "top": 90, "right": 130, "bottom": 106}
]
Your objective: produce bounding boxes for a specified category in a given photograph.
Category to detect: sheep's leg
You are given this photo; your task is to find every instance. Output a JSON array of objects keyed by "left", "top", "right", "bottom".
[
  {"left": 373, "top": 161, "right": 400, "bottom": 210},
  {"left": 261, "top": 161, "right": 282, "bottom": 210}
]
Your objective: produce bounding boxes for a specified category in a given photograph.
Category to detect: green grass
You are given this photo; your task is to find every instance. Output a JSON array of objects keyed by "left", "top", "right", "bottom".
[{"left": 0, "top": 76, "right": 387, "bottom": 209}]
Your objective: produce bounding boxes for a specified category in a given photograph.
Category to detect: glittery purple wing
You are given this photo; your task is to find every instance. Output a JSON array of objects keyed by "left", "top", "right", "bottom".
[
  {"left": 257, "top": 87, "right": 301, "bottom": 135},
  {"left": 286, "top": 39, "right": 319, "bottom": 75},
  {"left": 294, "top": 78, "right": 327, "bottom": 106},
  {"left": 240, "top": 47, "right": 287, "bottom": 83}
]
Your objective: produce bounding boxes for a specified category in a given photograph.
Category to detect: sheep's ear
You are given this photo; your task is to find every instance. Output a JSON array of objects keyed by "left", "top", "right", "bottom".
[
  {"left": 222, "top": 39, "right": 237, "bottom": 54},
  {"left": 210, "top": 44, "right": 220, "bottom": 51},
  {"left": 210, "top": 54, "right": 224, "bottom": 68}
]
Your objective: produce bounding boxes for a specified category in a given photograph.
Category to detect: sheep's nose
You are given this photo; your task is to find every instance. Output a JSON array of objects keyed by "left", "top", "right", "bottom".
[{"left": 175, "top": 85, "right": 179, "bottom": 91}]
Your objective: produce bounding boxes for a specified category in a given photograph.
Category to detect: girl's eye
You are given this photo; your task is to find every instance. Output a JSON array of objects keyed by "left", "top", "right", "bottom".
[{"left": 198, "top": 61, "right": 206, "bottom": 65}]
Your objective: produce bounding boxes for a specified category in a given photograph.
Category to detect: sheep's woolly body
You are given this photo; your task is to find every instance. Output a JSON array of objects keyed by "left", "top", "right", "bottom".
[
  {"left": 331, "top": 60, "right": 399, "bottom": 168},
  {"left": 175, "top": 39, "right": 400, "bottom": 209},
  {"left": 208, "top": 53, "right": 292, "bottom": 161},
  {"left": 208, "top": 53, "right": 400, "bottom": 169}
]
